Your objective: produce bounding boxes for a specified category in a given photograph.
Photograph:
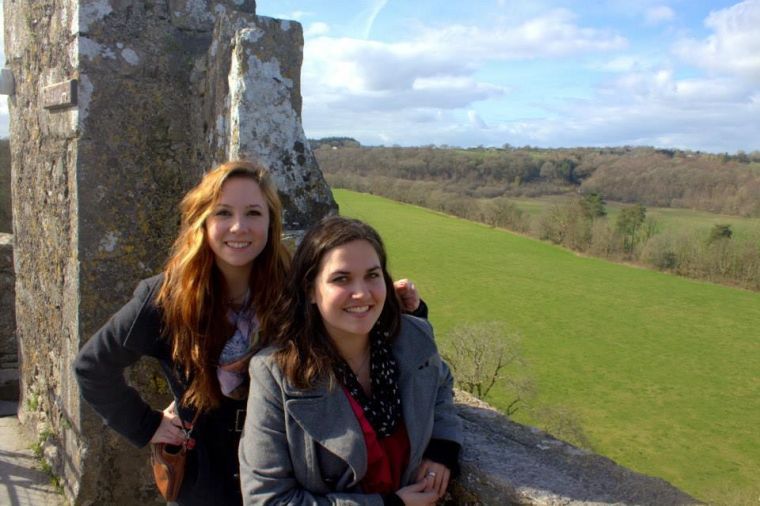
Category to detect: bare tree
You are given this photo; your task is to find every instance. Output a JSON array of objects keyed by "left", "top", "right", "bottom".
[{"left": 443, "top": 322, "right": 534, "bottom": 415}]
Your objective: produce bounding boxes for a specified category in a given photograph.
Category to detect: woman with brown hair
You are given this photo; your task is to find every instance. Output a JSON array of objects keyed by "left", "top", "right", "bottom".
[
  {"left": 75, "top": 160, "right": 288, "bottom": 505},
  {"left": 239, "top": 216, "right": 462, "bottom": 506}
]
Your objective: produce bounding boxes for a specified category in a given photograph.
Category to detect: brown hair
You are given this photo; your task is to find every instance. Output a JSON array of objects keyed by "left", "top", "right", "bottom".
[
  {"left": 269, "top": 216, "right": 401, "bottom": 389},
  {"left": 157, "top": 160, "right": 290, "bottom": 411}
]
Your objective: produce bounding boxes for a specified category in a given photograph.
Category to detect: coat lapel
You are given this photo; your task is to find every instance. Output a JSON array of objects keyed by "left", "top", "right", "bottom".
[
  {"left": 285, "top": 380, "right": 367, "bottom": 484},
  {"left": 394, "top": 317, "right": 439, "bottom": 482},
  {"left": 399, "top": 361, "right": 437, "bottom": 471}
]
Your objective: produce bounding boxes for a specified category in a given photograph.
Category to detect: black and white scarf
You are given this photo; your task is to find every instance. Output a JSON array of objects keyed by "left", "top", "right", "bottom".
[{"left": 333, "top": 330, "right": 402, "bottom": 439}]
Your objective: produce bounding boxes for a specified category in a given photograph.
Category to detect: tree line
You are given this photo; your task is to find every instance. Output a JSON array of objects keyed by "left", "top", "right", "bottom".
[{"left": 314, "top": 142, "right": 760, "bottom": 218}]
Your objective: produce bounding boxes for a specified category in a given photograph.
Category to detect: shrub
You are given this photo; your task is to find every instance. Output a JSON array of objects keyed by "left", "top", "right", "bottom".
[
  {"left": 483, "top": 197, "right": 528, "bottom": 232},
  {"left": 442, "top": 322, "right": 533, "bottom": 414},
  {"left": 641, "top": 232, "right": 679, "bottom": 270},
  {"left": 707, "top": 224, "right": 733, "bottom": 244}
]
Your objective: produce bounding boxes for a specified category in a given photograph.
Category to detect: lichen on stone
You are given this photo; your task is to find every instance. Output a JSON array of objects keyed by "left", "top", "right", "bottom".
[{"left": 79, "top": 0, "right": 113, "bottom": 33}]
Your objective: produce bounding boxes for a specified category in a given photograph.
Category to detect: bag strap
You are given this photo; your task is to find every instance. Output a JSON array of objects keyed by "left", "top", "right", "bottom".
[{"left": 175, "top": 405, "right": 201, "bottom": 442}]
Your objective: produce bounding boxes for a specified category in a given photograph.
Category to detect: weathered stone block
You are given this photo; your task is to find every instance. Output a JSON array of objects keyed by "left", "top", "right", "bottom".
[
  {"left": 226, "top": 17, "right": 336, "bottom": 229},
  {"left": 449, "top": 391, "right": 700, "bottom": 505},
  {"left": 42, "top": 79, "right": 78, "bottom": 110},
  {"left": 168, "top": 0, "right": 257, "bottom": 30}
]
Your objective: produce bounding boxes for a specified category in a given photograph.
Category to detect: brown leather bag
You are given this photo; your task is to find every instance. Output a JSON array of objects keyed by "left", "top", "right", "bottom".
[
  {"left": 150, "top": 409, "right": 200, "bottom": 501},
  {"left": 151, "top": 442, "right": 187, "bottom": 501}
]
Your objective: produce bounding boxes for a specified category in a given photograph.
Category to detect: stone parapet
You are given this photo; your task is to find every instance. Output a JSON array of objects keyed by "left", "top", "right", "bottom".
[{"left": 449, "top": 391, "right": 700, "bottom": 505}]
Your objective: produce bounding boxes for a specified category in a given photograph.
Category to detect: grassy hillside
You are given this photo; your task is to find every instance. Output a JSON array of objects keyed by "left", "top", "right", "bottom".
[
  {"left": 509, "top": 195, "right": 760, "bottom": 240},
  {"left": 335, "top": 188, "right": 760, "bottom": 504}
]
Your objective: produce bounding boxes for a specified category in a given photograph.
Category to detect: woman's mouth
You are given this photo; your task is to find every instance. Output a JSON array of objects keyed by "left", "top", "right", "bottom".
[
  {"left": 344, "top": 306, "right": 370, "bottom": 314},
  {"left": 225, "top": 241, "right": 251, "bottom": 249}
]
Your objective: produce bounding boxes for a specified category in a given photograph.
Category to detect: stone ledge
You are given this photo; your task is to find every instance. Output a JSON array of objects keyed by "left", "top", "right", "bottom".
[{"left": 450, "top": 391, "right": 700, "bottom": 505}]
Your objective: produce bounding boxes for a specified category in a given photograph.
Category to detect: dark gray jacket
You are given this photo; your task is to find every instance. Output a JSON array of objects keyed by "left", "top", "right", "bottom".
[
  {"left": 239, "top": 316, "right": 463, "bottom": 505},
  {"left": 74, "top": 275, "right": 246, "bottom": 505},
  {"left": 74, "top": 274, "right": 168, "bottom": 446}
]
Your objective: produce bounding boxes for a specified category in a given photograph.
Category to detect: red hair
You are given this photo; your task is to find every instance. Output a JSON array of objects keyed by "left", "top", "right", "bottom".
[{"left": 157, "top": 160, "right": 290, "bottom": 411}]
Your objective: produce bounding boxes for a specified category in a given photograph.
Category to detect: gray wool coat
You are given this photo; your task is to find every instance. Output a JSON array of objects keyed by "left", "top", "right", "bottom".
[{"left": 239, "top": 315, "right": 463, "bottom": 506}]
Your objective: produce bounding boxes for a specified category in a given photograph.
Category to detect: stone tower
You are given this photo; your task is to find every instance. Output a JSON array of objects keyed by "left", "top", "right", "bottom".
[{"left": 2, "top": 0, "right": 336, "bottom": 503}]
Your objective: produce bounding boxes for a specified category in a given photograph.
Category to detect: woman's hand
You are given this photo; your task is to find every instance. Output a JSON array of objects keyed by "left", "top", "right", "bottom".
[
  {"left": 414, "top": 458, "right": 451, "bottom": 499},
  {"left": 393, "top": 279, "right": 420, "bottom": 313},
  {"left": 395, "top": 478, "right": 439, "bottom": 506},
  {"left": 149, "top": 401, "right": 193, "bottom": 446}
]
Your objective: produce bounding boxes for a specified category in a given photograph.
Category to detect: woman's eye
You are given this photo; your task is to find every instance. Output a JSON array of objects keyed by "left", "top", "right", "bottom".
[
  {"left": 247, "top": 210, "right": 262, "bottom": 217},
  {"left": 331, "top": 276, "right": 347, "bottom": 283},
  {"left": 368, "top": 272, "right": 380, "bottom": 279},
  {"left": 215, "top": 209, "right": 231, "bottom": 216}
]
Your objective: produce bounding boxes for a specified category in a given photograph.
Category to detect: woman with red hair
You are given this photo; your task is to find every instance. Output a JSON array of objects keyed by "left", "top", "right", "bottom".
[{"left": 75, "top": 160, "right": 288, "bottom": 505}]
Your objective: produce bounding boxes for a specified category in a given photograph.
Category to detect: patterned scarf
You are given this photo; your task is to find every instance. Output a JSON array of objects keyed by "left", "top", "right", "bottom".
[
  {"left": 333, "top": 330, "right": 402, "bottom": 439},
  {"left": 216, "top": 294, "right": 258, "bottom": 399}
]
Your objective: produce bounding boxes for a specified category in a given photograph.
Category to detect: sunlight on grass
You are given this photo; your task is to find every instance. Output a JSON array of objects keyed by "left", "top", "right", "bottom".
[{"left": 336, "top": 189, "right": 760, "bottom": 504}]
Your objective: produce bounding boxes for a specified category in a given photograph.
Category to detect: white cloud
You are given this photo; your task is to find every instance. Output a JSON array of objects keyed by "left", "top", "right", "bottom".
[
  {"left": 492, "top": 69, "right": 759, "bottom": 151},
  {"left": 297, "top": 8, "right": 628, "bottom": 149},
  {"left": 289, "top": 10, "right": 312, "bottom": 21},
  {"left": 302, "top": 8, "right": 625, "bottom": 116},
  {"left": 644, "top": 5, "right": 675, "bottom": 25},
  {"left": 304, "top": 22, "right": 330, "bottom": 38},
  {"left": 592, "top": 55, "right": 652, "bottom": 73},
  {"left": 673, "top": 0, "right": 760, "bottom": 83},
  {"left": 412, "top": 9, "right": 626, "bottom": 61}
]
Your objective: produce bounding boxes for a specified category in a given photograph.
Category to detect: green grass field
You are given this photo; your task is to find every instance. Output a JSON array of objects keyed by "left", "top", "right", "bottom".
[
  {"left": 509, "top": 196, "right": 760, "bottom": 240},
  {"left": 335, "top": 189, "right": 760, "bottom": 504}
]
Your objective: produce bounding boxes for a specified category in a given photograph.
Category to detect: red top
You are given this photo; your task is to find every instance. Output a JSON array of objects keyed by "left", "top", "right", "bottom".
[{"left": 344, "top": 388, "right": 410, "bottom": 494}]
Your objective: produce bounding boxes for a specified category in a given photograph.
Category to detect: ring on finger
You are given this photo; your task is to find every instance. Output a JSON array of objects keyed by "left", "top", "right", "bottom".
[{"left": 427, "top": 471, "right": 436, "bottom": 478}]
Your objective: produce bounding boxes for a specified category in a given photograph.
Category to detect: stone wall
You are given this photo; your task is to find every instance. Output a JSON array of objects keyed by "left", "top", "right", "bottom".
[
  {"left": 3, "top": 5, "right": 83, "bottom": 501},
  {"left": 3, "top": 1, "right": 335, "bottom": 504},
  {"left": 450, "top": 391, "right": 699, "bottom": 505}
]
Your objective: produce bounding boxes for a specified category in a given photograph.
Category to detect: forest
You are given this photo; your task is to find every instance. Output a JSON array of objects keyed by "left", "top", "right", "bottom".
[{"left": 314, "top": 139, "right": 760, "bottom": 217}]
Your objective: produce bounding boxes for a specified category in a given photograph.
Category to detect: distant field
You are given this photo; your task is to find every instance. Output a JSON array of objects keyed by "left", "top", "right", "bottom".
[
  {"left": 509, "top": 195, "right": 760, "bottom": 240},
  {"left": 335, "top": 189, "right": 760, "bottom": 504}
]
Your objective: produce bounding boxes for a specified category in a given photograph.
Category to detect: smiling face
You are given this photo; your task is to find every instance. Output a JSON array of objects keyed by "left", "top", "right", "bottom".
[
  {"left": 311, "top": 239, "right": 388, "bottom": 345},
  {"left": 205, "top": 176, "right": 270, "bottom": 282}
]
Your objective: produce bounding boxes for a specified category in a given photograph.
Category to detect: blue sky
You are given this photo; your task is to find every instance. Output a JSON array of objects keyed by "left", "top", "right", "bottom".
[
  {"left": 2, "top": 1, "right": 758, "bottom": 152},
  {"left": 256, "top": 0, "right": 760, "bottom": 153}
]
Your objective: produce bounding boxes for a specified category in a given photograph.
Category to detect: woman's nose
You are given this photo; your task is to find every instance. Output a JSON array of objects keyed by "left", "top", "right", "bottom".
[
  {"left": 351, "top": 281, "right": 370, "bottom": 298},
  {"left": 229, "top": 215, "right": 246, "bottom": 232}
]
